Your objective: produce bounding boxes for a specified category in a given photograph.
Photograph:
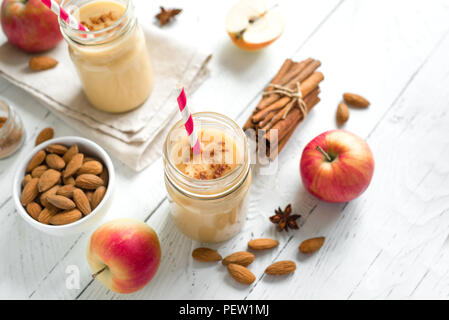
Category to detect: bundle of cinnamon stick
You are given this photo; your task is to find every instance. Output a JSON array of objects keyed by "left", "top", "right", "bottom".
[{"left": 243, "top": 58, "right": 324, "bottom": 159}]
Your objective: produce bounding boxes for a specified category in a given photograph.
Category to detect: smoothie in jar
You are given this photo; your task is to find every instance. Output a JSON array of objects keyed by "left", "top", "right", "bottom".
[
  {"left": 164, "top": 113, "right": 251, "bottom": 243},
  {"left": 60, "top": 0, "right": 153, "bottom": 113}
]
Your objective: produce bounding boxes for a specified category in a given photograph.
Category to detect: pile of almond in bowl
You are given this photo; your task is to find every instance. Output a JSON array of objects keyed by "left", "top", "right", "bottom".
[{"left": 20, "top": 142, "right": 108, "bottom": 226}]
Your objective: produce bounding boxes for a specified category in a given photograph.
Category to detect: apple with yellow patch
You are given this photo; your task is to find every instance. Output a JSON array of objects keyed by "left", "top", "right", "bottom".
[
  {"left": 225, "top": 0, "right": 285, "bottom": 51},
  {"left": 87, "top": 218, "right": 161, "bottom": 294}
]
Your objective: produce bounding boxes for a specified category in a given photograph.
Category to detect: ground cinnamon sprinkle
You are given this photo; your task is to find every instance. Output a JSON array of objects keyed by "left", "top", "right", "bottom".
[{"left": 81, "top": 11, "right": 120, "bottom": 31}]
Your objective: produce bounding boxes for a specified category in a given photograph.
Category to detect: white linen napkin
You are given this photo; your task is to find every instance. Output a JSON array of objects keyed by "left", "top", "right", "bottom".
[{"left": 0, "top": 25, "right": 211, "bottom": 171}]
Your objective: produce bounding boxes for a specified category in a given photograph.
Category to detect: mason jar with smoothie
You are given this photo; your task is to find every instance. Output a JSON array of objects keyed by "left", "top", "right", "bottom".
[
  {"left": 59, "top": 0, "right": 153, "bottom": 113},
  {"left": 164, "top": 112, "right": 251, "bottom": 243}
]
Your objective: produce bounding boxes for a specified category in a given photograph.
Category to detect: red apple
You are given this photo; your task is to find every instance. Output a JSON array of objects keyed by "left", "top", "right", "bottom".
[
  {"left": 87, "top": 218, "right": 161, "bottom": 294},
  {"left": 1, "top": 0, "right": 63, "bottom": 53},
  {"left": 300, "top": 130, "right": 374, "bottom": 203}
]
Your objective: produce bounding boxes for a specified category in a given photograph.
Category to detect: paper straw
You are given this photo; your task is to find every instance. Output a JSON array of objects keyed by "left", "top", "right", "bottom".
[
  {"left": 176, "top": 86, "right": 201, "bottom": 155},
  {"left": 41, "top": 0, "right": 89, "bottom": 32}
]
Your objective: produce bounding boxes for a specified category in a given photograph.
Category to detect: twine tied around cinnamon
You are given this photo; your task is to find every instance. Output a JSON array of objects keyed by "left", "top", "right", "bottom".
[{"left": 263, "top": 82, "right": 308, "bottom": 120}]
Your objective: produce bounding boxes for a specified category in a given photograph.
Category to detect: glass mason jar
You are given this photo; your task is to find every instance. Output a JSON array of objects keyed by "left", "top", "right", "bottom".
[
  {"left": 0, "top": 99, "right": 25, "bottom": 159},
  {"left": 59, "top": 0, "right": 153, "bottom": 113},
  {"left": 164, "top": 112, "right": 252, "bottom": 243}
]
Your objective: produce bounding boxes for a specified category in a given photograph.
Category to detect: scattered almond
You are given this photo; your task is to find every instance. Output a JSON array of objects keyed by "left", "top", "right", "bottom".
[
  {"left": 77, "top": 160, "right": 103, "bottom": 175},
  {"left": 299, "top": 237, "right": 325, "bottom": 254},
  {"left": 62, "top": 144, "right": 79, "bottom": 163},
  {"left": 26, "top": 150, "right": 46, "bottom": 172},
  {"left": 64, "top": 153, "right": 84, "bottom": 178},
  {"left": 75, "top": 174, "right": 104, "bottom": 190},
  {"left": 222, "top": 251, "right": 255, "bottom": 267},
  {"left": 248, "top": 238, "right": 279, "bottom": 250},
  {"left": 343, "top": 93, "right": 370, "bottom": 108},
  {"left": 265, "top": 260, "right": 296, "bottom": 275},
  {"left": 91, "top": 186, "right": 106, "bottom": 209},
  {"left": 31, "top": 165, "right": 48, "bottom": 178},
  {"left": 192, "top": 248, "right": 222, "bottom": 262},
  {"left": 35, "top": 127, "right": 54, "bottom": 145},
  {"left": 337, "top": 102, "right": 349, "bottom": 125},
  {"left": 56, "top": 185, "right": 76, "bottom": 198},
  {"left": 29, "top": 56, "right": 58, "bottom": 71},
  {"left": 20, "top": 178, "right": 39, "bottom": 206},
  {"left": 47, "top": 194, "right": 76, "bottom": 210},
  {"left": 46, "top": 154, "right": 65, "bottom": 170},
  {"left": 73, "top": 188, "right": 91, "bottom": 215},
  {"left": 45, "top": 144, "right": 68, "bottom": 155},
  {"left": 227, "top": 264, "right": 255, "bottom": 285},
  {"left": 26, "top": 202, "right": 42, "bottom": 220},
  {"left": 38, "top": 169, "right": 61, "bottom": 192}
]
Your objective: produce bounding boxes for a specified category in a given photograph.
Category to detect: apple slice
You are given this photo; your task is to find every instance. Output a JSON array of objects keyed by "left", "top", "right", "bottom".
[{"left": 225, "top": 0, "right": 285, "bottom": 51}]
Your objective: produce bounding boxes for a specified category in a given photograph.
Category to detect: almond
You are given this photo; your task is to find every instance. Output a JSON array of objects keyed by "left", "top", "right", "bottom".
[
  {"left": 49, "top": 209, "right": 82, "bottom": 225},
  {"left": 38, "top": 206, "right": 59, "bottom": 224},
  {"left": 62, "top": 144, "right": 79, "bottom": 163},
  {"left": 265, "top": 260, "right": 296, "bottom": 275},
  {"left": 22, "top": 174, "right": 32, "bottom": 187},
  {"left": 26, "top": 202, "right": 42, "bottom": 220},
  {"left": 83, "top": 156, "right": 99, "bottom": 163},
  {"left": 35, "top": 127, "right": 54, "bottom": 145},
  {"left": 248, "top": 238, "right": 279, "bottom": 250},
  {"left": 45, "top": 154, "right": 65, "bottom": 170},
  {"left": 47, "top": 195, "right": 76, "bottom": 210},
  {"left": 29, "top": 56, "right": 58, "bottom": 71},
  {"left": 337, "top": 102, "right": 349, "bottom": 125},
  {"left": 73, "top": 188, "right": 91, "bottom": 215},
  {"left": 299, "top": 236, "right": 325, "bottom": 254},
  {"left": 38, "top": 169, "right": 61, "bottom": 192},
  {"left": 227, "top": 264, "right": 255, "bottom": 285},
  {"left": 64, "top": 153, "right": 84, "bottom": 178},
  {"left": 56, "top": 184, "right": 76, "bottom": 198},
  {"left": 77, "top": 160, "right": 103, "bottom": 175},
  {"left": 31, "top": 165, "right": 48, "bottom": 178},
  {"left": 99, "top": 168, "right": 109, "bottom": 186},
  {"left": 26, "top": 150, "right": 46, "bottom": 172},
  {"left": 40, "top": 185, "right": 60, "bottom": 207},
  {"left": 86, "top": 191, "right": 93, "bottom": 206},
  {"left": 45, "top": 144, "right": 68, "bottom": 155},
  {"left": 63, "top": 176, "right": 76, "bottom": 186},
  {"left": 343, "top": 93, "right": 370, "bottom": 108},
  {"left": 75, "top": 174, "right": 104, "bottom": 190},
  {"left": 91, "top": 186, "right": 106, "bottom": 209},
  {"left": 21, "top": 178, "right": 39, "bottom": 206},
  {"left": 192, "top": 248, "right": 222, "bottom": 262},
  {"left": 222, "top": 251, "right": 255, "bottom": 267}
]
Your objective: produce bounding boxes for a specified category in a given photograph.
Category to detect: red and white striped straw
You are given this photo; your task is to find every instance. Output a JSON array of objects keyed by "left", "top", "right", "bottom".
[
  {"left": 176, "top": 86, "right": 201, "bottom": 155},
  {"left": 41, "top": 0, "right": 89, "bottom": 32}
]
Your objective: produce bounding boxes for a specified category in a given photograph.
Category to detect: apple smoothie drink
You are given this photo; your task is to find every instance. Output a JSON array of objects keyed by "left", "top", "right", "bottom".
[
  {"left": 59, "top": 0, "right": 153, "bottom": 113},
  {"left": 164, "top": 112, "right": 251, "bottom": 243}
]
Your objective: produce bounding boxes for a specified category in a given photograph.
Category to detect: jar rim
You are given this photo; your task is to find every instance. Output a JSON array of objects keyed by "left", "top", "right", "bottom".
[
  {"left": 164, "top": 112, "right": 250, "bottom": 199},
  {"left": 59, "top": 0, "right": 133, "bottom": 45}
]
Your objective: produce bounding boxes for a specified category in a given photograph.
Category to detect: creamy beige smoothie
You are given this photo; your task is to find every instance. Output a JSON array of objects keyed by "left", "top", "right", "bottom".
[
  {"left": 164, "top": 113, "right": 251, "bottom": 243},
  {"left": 62, "top": 0, "right": 153, "bottom": 113}
]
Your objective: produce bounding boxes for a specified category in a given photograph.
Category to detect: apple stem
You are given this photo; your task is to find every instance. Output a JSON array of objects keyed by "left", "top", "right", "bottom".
[
  {"left": 316, "top": 146, "right": 332, "bottom": 162},
  {"left": 92, "top": 266, "right": 107, "bottom": 279}
]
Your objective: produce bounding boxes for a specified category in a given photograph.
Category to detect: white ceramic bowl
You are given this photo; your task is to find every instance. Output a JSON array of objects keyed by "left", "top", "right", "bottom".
[{"left": 13, "top": 136, "right": 115, "bottom": 236}]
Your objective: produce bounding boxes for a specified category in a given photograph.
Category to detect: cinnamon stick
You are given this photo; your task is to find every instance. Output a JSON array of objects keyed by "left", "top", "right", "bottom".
[
  {"left": 257, "top": 59, "right": 321, "bottom": 110},
  {"left": 252, "top": 71, "right": 324, "bottom": 123},
  {"left": 261, "top": 87, "right": 320, "bottom": 131},
  {"left": 268, "top": 95, "right": 321, "bottom": 159}
]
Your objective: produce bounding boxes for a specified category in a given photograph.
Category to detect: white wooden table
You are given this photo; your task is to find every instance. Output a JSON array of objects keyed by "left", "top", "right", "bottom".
[{"left": 1, "top": 0, "right": 449, "bottom": 300}]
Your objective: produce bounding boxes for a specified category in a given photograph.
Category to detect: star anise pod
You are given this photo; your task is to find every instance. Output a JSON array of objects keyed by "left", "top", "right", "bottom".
[
  {"left": 269, "top": 204, "right": 301, "bottom": 232},
  {"left": 155, "top": 7, "right": 182, "bottom": 26}
]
